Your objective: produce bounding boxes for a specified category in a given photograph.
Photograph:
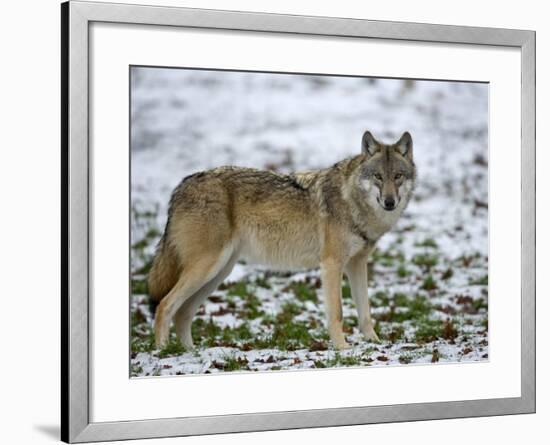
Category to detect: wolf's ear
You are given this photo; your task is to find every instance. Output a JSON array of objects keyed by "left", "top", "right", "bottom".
[
  {"left": 362, "top": 131, "right": 380, "bottom": 156},
  {"left": 396, "top": 132, "right": 413, "bottom": 159}
]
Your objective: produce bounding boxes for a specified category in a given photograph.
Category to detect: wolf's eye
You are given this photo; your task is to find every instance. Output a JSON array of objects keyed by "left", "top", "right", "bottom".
[
  {"left": 374, "top": 173, "right": 383, "bottom": 181},
  {"left": 394, "top": 173, "right": 403, "bottom": 180}
]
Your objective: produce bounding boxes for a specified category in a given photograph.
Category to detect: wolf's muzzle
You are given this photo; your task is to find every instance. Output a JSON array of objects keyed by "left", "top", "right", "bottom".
[{"left": 383, "top": 197, "right": 396, "bottom": 209}]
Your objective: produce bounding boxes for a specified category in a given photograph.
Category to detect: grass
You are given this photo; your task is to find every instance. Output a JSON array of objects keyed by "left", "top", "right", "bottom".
[
  {"left": 414, "top": 320, "right": 443, "bottom": 343},
  {"left": 192, "top": 318, "right": 224, "bottom": 347},
  {"left": 130, "top": 204, "right": 160, "bottom": 277},
  {"left": 132, "top": 278, "right": 148, "bottom": 295},
  {"left": 377, "top": 294, "right": 432, "bottom": 323},
  {"left": 386, "top": 324, "right": 406, "bottom": 342},
  {"left": 412, "top": 253, "right": 438, "bottom": 270},
  {"left": 226, "top": 281, "right": 249, "bottom": 298},
  {"left": 415, "top": 238, "right": 438, "bottom": 249},
  {"left": 470, "top": 275, "right": 489, "bottom": 286},
  {"left": 372, "top": 249, "right": 405, "bottom": 267},
  {"left": 218, "top": 355, "right": 249, "bottom": 371},
  {"left": 413, "top": 318, "right": 458, "bottom": 343},
  {"left": 285, "top": 281, "right": 318, "bottom": 302},
  {"left": 158, "top": 335, "right": 187, "bottom": 358},
  {"left": 421, "top": 275, "right": 438, "bottom": 291},
  {"left": 397, "top": 265, "right": 410, "bottom": 278},
  {"left": 129, "top": 205, "right": 489, "bottom": 375},
  {"left": 314, "top": 350, "right": 373, "bottom": 368},
  {"left": 370, "top": 291, "right": 390, "bottom": 307}
]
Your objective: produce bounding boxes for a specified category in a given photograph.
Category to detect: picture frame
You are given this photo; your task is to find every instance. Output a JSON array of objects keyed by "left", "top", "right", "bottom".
[{"left": 61, "top": 1, "right": 535, "bottom": 443}]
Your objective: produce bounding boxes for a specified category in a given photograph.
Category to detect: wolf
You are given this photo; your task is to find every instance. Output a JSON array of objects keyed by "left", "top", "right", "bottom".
[{"left": 148, "top": 131, "right": 416, "bottom": 350}]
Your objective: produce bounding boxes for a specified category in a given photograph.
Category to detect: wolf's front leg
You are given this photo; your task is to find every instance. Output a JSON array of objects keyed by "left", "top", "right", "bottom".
[
  {"left": 345, "top": 251, "right": 380, "bottom": 343},
  {"left": 320, "top": 258, "right": 350, "bottom": 350}
]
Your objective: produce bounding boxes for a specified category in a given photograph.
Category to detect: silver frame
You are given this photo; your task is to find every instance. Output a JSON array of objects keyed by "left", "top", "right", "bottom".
[{"left": 61, "top": 1, "right": 535, "bottom": 442}]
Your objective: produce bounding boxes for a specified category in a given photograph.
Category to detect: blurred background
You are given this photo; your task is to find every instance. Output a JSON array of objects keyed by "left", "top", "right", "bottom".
[{"left": 130, "top": 67, "right": 489, "bottom": 376}]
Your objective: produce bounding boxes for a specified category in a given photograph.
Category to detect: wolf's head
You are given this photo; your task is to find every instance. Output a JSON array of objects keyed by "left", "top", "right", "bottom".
[{"left": 358, "top": 131, "right": 416, "bottom": 212}]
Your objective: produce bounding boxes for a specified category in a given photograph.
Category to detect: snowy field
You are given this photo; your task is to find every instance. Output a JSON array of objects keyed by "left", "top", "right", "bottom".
[{"left": 130, "top": 67, "right": 489, "bottom": 377}]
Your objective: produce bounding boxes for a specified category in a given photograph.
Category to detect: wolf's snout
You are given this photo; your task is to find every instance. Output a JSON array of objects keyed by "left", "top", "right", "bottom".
[{"left": 383, "top": 197, "right": 396, "bottom": 210}]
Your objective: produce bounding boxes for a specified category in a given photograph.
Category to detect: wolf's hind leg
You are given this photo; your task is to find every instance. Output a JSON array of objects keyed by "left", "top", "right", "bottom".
[
  {"left": 345, "top": 251, "right": 380, "bottom": 343},
  {"left": 154, "top": 247, "right": 233, "bottom": 349},
  {"left": 174, "top": 253, "right": 238, "bottom": 348}
]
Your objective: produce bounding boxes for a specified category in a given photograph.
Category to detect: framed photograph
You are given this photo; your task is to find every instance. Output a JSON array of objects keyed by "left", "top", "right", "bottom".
[{"left": 61, "top": 1, "right": 535, "bottom": 442}]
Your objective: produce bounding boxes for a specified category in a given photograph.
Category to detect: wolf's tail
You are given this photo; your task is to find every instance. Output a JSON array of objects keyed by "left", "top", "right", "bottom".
[{"left": 148, "top": 237, "right": 180, "bottom": 312}]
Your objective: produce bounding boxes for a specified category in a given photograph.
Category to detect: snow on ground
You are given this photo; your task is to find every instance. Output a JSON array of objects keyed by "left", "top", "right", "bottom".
[{"left": 129, "top": 67, "right": 488, "bottom": 377}]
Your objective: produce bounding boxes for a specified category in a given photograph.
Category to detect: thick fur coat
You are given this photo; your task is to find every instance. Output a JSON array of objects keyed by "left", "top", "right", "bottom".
[{"left": 149, "top": 131, "right": 416, "bottom": 349}]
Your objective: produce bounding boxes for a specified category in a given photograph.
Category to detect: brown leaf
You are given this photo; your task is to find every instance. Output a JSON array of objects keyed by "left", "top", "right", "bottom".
[
  {"left": 443, "top": 319, "right": 458, "bottom": 341},
  {"left": 310, "top": 340, "right": 328, "bottom": 351},
  {"left": 208, "top": 295, "right": 223, "bottom": 303}
]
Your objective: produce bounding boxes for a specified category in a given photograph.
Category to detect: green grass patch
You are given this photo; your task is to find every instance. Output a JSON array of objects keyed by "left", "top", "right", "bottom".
[
  {"left": 270, "top": 321, "right": 314, "bottom": 351},
  {"left": 415, "top": 238, "right": 438, "bottom": 248},
  {"left": 219, "top": 355, "right": 249, "bottom": 371},
  {"left": 372, "top": 249, "right": 405, "bottom": 267},
  {"left": 378, "top": 294, "right": 432, "bottom": 323},
  {"left": 254, "top": 276, "right": 271, "bottom": 289},
  {"left": 226, "top": 281, "right": 250, "bottom": 298},
  {"left": 222, "top": 281, "right": 266, "bottom": 319},
  {"left": 132, "top": 278, "right": 148, "bottom": 295},
  {"left": 386, "top": 324, "right": 406, "bottom": 343},
  {"left": 252, "top": 302, "right": 323, "bottom": 350},
  {"left": 470, "top": 275, "right": 489, "bottom": 286},
  {"left": 315, "top": 352, "right": 364, "bottom": 368},
  {"left": 144, "top": 227, "right": 161, "bottom": 239},
  {"left": 421, "top": 275, "right": 438, "bottom": 291},
  {"left": 192, "top": 318, "right": 223, "bottom": 347},
  {"left": 130, "top": 363, "right": 144, "bottom": 375},
  {"left": 131, "top": 205, "right": 161, "bottom": 275},
  {"left": 131, "top": 333, "right": 155, "bottom": 354},
  {"left": 397, "top": 265, "right": 410, "bottom": 278},
  {"left": 193, "top": 319, "right": 263, "bottom": 349},
  {"left": 414, "top": 319, "right": 444, "bottom": 343},
  {"left": 413, "top": 318, "right": 458, "bottom": 344},
  {"left": 130, "top": 306, "right": 155, "bottom": 353},
  {"left": 240, "top": 294, "right": 265, "bottom": 319},
  {"left": 131, "top": 239, "right": 149, "bottom": 251},
  {"left": 285, "top": 281, "right": 318, "bottom": 302},
  {"left": 392, "top": 292, "right": 410, "bottom": 307},
  {"left": 412, "top": 253, "right": 438, "bottom": 270},
  {"left": 473, "top": 298, "right": 488, "bottom": 311},
  {"left": 158, "top": 334, "right": 187, "bottom": 358},
  {"left": 370, "top": 291, "right": 390, "bottom": 307},
  {"left": 276, "top": 301, "right": 302, "bottom": 323},
  {"left": 222, "top": 323, "right": 254, "bottom": 344},
  {"left": 341, "top": 283, "right": 352, "bottom": 300}
]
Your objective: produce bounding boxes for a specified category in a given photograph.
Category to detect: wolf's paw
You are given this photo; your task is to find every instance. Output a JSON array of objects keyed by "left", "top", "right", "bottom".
[
  {"left": 333, "top": 338, "right": 351, "bottom": 350},
  {"left": 154, "top": 331, "right": 172, "bottom": 350},
  {"left": 155, "top": 339, "right": 168, "bottom": 350},
  {"left": 176, "top": 333, "right": 194, "bottom": 350},
  {"left": 362, "top": 325, "right": 381, "bottom": 343}
]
